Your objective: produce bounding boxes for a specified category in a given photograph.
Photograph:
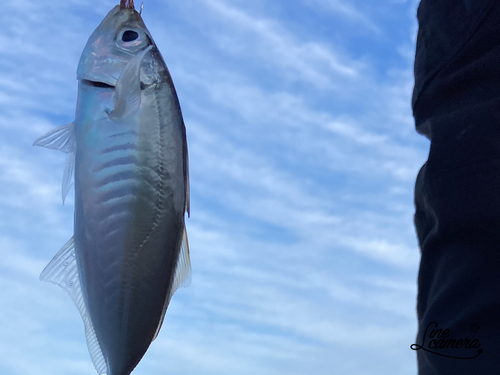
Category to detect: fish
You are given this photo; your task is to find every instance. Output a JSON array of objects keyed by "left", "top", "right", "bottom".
[{"left": 33, "top": 1, "right": 191, "bottom": 374}]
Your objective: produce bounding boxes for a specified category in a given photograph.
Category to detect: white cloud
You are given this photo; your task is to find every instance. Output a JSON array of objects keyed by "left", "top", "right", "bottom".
[
  {"left": 199, "top": 0, "right": 362, "bottom": 87},
  {"left": 304, "top": 0, "right": 382, "bottom": 33}
]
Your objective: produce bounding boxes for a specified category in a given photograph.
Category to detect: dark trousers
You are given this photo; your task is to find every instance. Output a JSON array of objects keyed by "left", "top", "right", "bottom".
[{"left": 414, "top": 0, "right": 500, "bottom": 373}]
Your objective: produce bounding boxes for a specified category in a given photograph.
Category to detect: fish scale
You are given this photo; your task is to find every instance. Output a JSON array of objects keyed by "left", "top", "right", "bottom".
[{"left": 34, "top": 3, "right": 191, "bottom": 375}]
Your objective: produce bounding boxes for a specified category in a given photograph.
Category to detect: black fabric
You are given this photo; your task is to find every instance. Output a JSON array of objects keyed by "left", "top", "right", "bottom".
[{"left": 413, "top": 0, "right": 500, "bottom": 373}]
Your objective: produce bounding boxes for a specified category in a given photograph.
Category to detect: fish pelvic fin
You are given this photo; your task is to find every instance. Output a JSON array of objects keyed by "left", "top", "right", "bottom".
[
  {"left": 152, "top": 225, "right": 191, "bottom": 341},
  {"left": 33, "top": 122, "right": 76, "bottom": 205},
  {"left": 40, "top": 237, "right": 109, "bottom": 374},
  {"left": 106, "top": 46, "right": 152, "bottom": 122}
]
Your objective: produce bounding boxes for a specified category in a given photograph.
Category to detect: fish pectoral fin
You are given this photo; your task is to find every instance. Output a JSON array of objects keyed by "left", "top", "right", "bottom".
[
  {"left": 40, "top": 238, "right": 109, "bottom": 375},
  {"left": 152, "top": 225, "right": 191, "bottom": 341},
  {"left": 107, "top": 45, "right": 152, "bottom": 121},
  {"left": 33, "top": 122, "right": 76, "bottom": 204}
]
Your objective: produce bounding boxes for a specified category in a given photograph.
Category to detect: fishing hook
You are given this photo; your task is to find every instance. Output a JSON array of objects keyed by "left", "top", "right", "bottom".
[{"left": 120, "top": 0, "right": 135, "bottom": 10}]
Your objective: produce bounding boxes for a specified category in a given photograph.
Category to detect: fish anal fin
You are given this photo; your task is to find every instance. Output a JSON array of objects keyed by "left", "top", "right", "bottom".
[
  {"left": 152, "top": 226, "right": 191, "bottom": 341},
  {"left": 40, "top": 238, "right": 108, "bottom": 375}
]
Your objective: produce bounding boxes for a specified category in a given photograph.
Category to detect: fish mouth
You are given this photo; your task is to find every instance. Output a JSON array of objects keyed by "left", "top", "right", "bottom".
[
  {"left": 81, "top": 79, "right": 148, "bottom": 90},
  {"left": 82, "top": 79, "right": 116, "bottom": 89}
]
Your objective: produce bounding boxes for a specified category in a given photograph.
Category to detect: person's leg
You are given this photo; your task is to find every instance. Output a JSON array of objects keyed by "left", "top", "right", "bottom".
[{"left": 413, "top": 0, "right": 500, "bottom": 373}]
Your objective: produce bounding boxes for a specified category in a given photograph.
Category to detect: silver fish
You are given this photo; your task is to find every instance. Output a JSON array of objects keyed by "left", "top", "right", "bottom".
[{"left": 34, "top": 1, "right": 191, "bottom": 374}]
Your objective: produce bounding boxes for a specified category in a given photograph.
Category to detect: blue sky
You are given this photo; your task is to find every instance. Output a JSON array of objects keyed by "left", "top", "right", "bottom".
[{"left": 0, "top": 0, "right": 427, "bottom": 374}]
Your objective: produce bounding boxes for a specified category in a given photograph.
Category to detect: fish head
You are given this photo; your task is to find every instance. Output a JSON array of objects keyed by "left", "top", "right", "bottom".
[{"left": 77, "top": 4, "right": 154, "bottom": 87}]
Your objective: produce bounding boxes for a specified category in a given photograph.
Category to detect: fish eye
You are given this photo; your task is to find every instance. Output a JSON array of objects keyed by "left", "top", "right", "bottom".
[
  {"left": 116, "top": 29, "right": 149, "bottom": 52},
  {"left": 122, "top": 30, "right": 139, "bottom": 42}
]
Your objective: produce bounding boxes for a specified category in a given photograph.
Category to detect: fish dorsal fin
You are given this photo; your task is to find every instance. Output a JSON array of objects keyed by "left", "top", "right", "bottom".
[
  {"left": 184, "top": 141, "right": 190, "bottom": 218},
  {"left": 172, "top": 226, "right": 191, "bottom": 291},
  {"left": 40, "top": 238, "right": 108, "bottom": 375},
  {"left": 107, "top": 46, "right": 152, "bottom": 121},
  {"left": 33, "top": 123, "right": 76, "bottom": 204},
  {"left": 152, "top": 226, "right": 191, "bottom": 341}
]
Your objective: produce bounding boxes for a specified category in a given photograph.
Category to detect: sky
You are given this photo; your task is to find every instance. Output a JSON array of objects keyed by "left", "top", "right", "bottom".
[{"left": 0, "top": 0, "right": 428, "bottom": 374}]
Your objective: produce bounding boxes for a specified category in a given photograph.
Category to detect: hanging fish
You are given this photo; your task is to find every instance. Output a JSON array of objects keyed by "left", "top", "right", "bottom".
[{"left": 34, "top": 1, "right": 191, "bottom": 374}]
